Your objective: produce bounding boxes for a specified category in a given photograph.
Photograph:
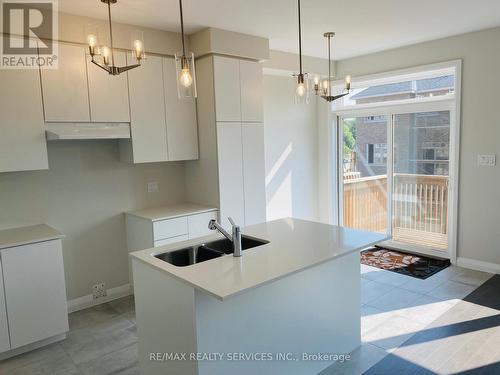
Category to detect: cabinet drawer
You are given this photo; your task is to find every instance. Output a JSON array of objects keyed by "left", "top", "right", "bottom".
[
  {"left": 153, "top": 217, "right": 188, "bottom": 241},
  {"left": 154, "top": 235, "right": 189, "bottom": 247},
  {"left": 188, "top": 211, "right": 218, "bottom": 239}
]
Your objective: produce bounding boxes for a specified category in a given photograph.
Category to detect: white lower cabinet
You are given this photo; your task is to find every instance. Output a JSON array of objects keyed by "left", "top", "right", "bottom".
[
  {"left": 0, "top": 240, "right": 69, "bottom": 351},
  {"left": 188, "top": 211, "right": 218, "bottom": 239},
  {"left": 126, "top": 206, "right": 219, "bottom": 284},
  {"left": 0, "top": 259, "right": 10, "bottom": 353}
]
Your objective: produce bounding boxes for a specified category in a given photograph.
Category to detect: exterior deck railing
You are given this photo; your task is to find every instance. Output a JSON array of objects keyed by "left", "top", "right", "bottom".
[{"left": 343, "top": 173, "right": 448, "bottom": 249}]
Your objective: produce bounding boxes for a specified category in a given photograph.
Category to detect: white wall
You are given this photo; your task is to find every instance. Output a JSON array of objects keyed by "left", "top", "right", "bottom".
[
  {"left": 0, "top": 142, "right": 186, "bottom": 300},
  {"left": 263, "top": 75, "right": 319, "bottom": 221},
  {"left": 333, "top": 27, "right": 500, "bottom": 271}
]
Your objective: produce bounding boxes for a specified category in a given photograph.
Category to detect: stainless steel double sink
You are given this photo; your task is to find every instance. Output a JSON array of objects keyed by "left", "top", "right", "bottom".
[{"left": 154, "top": 235, "right": 269, "bottom": 267}]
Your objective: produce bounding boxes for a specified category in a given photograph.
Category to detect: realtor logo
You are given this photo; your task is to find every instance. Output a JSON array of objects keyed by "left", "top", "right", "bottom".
[{"left": 1, "top": 0, "right": 58, "bottom": 69}]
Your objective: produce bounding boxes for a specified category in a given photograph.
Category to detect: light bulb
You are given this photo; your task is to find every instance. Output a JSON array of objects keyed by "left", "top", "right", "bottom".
[
  {"left": 180, "top": 67, "right": 193, "bottom": 88},
  {"left": 322, "top": 80, "right": 329, "bottom": 90},
  {"left": 133, "top": 39, "right": 143, "bottom": 60},
  {"left": 314, "top": 76, "right": 319, "bottom": 85},
  {"left": 101, "top": 46, "right": 110, "bottom": 65},
  {"left": 296, "top": 82, "right": 306, "bottom": 97},
  {"left": 87, "top": 34, "right": 97, "bottom": 48},
  {"left": 345, "top": 75, "right": 352, "bottom": 90}
]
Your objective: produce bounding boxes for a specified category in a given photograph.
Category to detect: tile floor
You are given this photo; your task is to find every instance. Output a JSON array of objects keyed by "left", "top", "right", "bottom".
[
  {"left": 0, "top": 264, "right": 494, "bottom": 375},
  {"left": 321, "top": 264, "right": 495, "bottom": 374}
]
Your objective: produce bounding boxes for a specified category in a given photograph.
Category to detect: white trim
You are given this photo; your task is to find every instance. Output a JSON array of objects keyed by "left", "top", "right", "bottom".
[
  {"left": 0, "top": 334, "right": 66, "bottom": 361},
  {"left": 333, "top": 95, "right": 454, "bottom": 118},
  {"left": 67, "top": 284, "right": 132, "bottom": 313},
  {"left": 331, "top": 59, "right": 460, "bottom": 88},
  {"left": 457, "top": 257, "right": 500, "bottom": 275},
  {"left": 448, "top": 60, "right": 462, "bottom": 264},
  {"left": 380, "top": 240, "right": 449, "bottom": 260},
  {"left": 331, "top": 60, "right": 461, "bottom": 262}
]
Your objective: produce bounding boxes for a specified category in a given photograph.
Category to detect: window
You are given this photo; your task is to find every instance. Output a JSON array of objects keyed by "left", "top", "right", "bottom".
[
  {"left": 331, "top": 66, "right": 456, "bottom": 111},
  {"left": 367, "top": 143, "right": 387, "bottom": 165}
]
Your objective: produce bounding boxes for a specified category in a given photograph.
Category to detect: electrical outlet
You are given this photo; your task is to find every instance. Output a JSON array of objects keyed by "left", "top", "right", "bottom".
[
  {"left": 147, "top": 181, "right": 159, "bottom": 193},
  {"left": 92, "top": 282, "right": 107, "bottom": 299},
  {"left": 477, "top": 154, "right": 496, "bottom": 167}
]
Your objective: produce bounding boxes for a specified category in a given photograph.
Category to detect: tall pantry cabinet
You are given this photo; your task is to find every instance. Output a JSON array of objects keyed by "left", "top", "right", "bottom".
[{"left": 190, "top": 55, "right": 266, "bottom": 229}]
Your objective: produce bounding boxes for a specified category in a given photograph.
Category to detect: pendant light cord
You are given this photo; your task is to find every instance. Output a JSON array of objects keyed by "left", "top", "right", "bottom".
[
  {"left": 107, "top": 0, "right": 115, "bottom": 67},
  {"left": 297, "top": 0, "right": 303, "bottom": 75},
  {"left": 179, "top": 0, "right": 186, "bottom": 57}
]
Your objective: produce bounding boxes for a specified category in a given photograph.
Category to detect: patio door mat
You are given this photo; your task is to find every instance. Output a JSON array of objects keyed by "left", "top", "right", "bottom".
[{"left": 361, "top": 247, "right": 450, "bottom": 280}]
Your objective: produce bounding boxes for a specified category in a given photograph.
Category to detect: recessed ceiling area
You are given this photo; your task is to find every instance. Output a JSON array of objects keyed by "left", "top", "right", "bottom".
[{"left": 60, "top": 0, "right": 500, "bottom": 59}]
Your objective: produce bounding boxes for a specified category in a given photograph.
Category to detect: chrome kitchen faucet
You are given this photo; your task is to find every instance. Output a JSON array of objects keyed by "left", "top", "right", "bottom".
[{"left": 208, "top": 217, "right": 242, "bottom": 257}]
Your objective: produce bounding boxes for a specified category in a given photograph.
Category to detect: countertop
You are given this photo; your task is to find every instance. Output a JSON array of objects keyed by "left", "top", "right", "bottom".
[
  {"left": 131, "top": 218, "right": 388, "bottom": 301},
  {"left": 0, "top": 224, "right": 64, "bottom": 250},
  {"left": 126, "top": 203, "right": 218, "bottom": 222}
]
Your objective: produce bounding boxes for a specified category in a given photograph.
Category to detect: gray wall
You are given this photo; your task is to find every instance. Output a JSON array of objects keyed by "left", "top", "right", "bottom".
[
  {"left": 335, "top": 27, "right": 500, "bottom": 267},
  {"left": 0, "top": 142, "right": 186, "bottom": 300},
  {"left": 263, "top": 75, "right": 319, "bottom": 221}
]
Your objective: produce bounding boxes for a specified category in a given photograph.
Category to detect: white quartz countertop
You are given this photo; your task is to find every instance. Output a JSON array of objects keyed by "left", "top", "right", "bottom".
[
  {"left": 0, "top": 224, "right": 64, "bottom": 250},
  {"left": 126, "top": 203, "right": 218, "bottom": 222},
  {"left": 131, "top": 218, "right": 388, "bottom": 301}
]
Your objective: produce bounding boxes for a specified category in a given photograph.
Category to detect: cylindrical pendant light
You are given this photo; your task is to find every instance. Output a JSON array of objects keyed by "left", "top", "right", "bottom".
[
  {"left": 293, "top": 0, "right": 309, "bottom": 104},
  {"left": 175, "top": 0, "right": 197, "bottom": 99}
]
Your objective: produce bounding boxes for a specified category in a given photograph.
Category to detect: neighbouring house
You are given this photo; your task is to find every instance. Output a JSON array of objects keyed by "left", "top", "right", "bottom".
[{"left": 347, "top": 76, "right": 454, "bottom": 178}]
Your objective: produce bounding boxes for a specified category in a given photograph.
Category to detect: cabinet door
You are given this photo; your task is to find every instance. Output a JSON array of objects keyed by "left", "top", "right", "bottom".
[
  {"left": 217, "top": 122, "right": 245, "bottom": 228},
  {"left": 213, "top": 56, "right": 241, "bottom": 122},
  {"left": 0, "top": 258, "right": 10, "bottom": 353},
  {"left": 242, "top": 123, "right": 267, "bottom": 225},
  {"left": 2, "top": 240, "right": 68, "bottom": 349},
  {"left": 0, "top": 36, "right": 48, "bottom": 173},
  {"left": 163, "top": 58, "right": 199, "bottom": 161},
  {"left": 240, "top": 60, "right": 263, "bottom": 122},
  {"left": 41, "top": 43, "right": 90, "bottom": 122},
  {"left": 128, "top": 55, "right": 168, "bottom": 163},
  {"left": 87, "top": 51, "right": 130, "bottom": 122}
]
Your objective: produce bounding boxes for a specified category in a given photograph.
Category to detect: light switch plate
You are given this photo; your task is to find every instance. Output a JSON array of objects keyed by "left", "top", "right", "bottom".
[
  {"left": 147, "top": 181, "right": 159, "bottom": 193},
  {"left": 477, "top": 154, "right": 496, "bottom": 167}
]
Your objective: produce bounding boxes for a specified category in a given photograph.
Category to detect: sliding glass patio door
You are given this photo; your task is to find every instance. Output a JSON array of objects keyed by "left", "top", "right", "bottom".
[
  {"left": 340, "top": 116, "right": 389, "bottom": 235},
  {"left": 339, "top": 110, "right": 452, "bottom": 255},
  {"left": 391, "top": 111, "right": 450, "bottom": 252}
]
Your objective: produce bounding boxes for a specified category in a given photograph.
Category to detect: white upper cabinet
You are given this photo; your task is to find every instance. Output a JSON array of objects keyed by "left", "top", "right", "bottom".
[
  {"left": 87, "top": 51, "right": 130, "bottom": 123},
  {"left": 240, "top": 60, "right": 263, "bottom": 122},
  {"left": 216, "top": 122, "right": 245, "bottom": 228},
  {"left": 213, "top": 56, "right": 241, "bottom": 122},
  {"left": 242, "top": 123, "right": 267, "bottom": 225},
  {"left": 127, "top": 55, "right": 168, "bottom": 163},
  {"left": 41, "top": 43, "right": 90, "bottom": 122},
  {"left": 163, "top": 57, "right": 198, "bottom": 161},
  {"left": 0, "top": 258, "right": 10, "bottom": 353},
  {"left": 0, "top": 44, "right": 48, "bottom": 173}
]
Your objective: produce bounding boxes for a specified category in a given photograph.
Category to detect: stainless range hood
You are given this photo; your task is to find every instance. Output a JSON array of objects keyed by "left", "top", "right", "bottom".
[{"left": 45, "top": 123, "right": 131, "bottom": 140}]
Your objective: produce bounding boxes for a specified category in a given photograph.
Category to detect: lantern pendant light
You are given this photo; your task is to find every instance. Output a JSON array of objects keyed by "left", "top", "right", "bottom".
[
  {"left": 315, "top": 32, "right": 351, "bottom": 102},
  {"left": 175, "top": 0, "right": 197, "bottom": 99},
  {"left": 86, "top": 0, "right": 144, "bottom": 76},
  {"left": 293, "top": 0, "right": 309, "bottom": 104}
]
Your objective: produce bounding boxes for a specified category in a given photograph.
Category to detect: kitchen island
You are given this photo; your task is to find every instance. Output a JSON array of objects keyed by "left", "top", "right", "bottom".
[{"left": 131, "top": 218, "right": 387, "bottom": 375}]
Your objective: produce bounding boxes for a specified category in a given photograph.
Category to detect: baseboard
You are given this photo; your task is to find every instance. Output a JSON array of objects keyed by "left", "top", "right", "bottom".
[
  {"left": 0, "top": 334, "right": 66, "bottom": 361},
  {"left": 67, "top": 284, "right": 133, "bottom": 313},
  {"left": 456, "top": 257, "right": 500, "bottom": 274}
]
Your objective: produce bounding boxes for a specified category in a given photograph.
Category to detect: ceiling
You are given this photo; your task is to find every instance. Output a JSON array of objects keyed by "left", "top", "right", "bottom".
[{"left": 60, "top": 0, "right": 500, "bottom": 60}]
